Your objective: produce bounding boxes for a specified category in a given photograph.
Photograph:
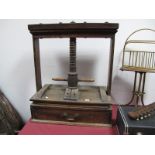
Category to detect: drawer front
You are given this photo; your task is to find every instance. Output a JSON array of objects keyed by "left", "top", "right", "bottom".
[{"left": 31, "top": 104, "right": 112, "bottom": 125}]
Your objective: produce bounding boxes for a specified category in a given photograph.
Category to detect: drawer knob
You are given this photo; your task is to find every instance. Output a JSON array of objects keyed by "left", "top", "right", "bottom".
[{"left": 62, "top": 112, "right": 79, "bottom": 122}]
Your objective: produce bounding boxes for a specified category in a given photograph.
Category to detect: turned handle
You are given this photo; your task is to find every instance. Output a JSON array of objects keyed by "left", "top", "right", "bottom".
[
  {"left": 52, "top": 77, "right": 67, "bottom": 81},
  {"left": 52, "top": 77, "right": 94, "bottom": 82}
]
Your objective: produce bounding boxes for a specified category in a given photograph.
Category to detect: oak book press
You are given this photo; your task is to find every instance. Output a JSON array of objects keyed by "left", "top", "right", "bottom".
[{"left": 28, "top": 22, "right": 119, "bottom": 127}]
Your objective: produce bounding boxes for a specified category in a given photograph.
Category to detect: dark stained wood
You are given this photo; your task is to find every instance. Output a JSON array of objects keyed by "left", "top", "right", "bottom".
[
  {"left": 28, "top": 22, "right": 119, "bottom": 126},
  {"left": 30, "top": 84, "right": 112, "bottom": 126},
  {"left": 30, "top": 84, "right": 112, "bottom": 106},
  {"left": 107, "top": 35, "right": 115, "bottom": 95},
  {"left": 28, "top": 22, "right": 119, "bottom": 94},
  {"left": 32, "top": 37, "right": 42, "bottom": 91},
  {"left": 28, "top": 22, "right": 118, "bottom": 38},
  {"left": 31, "top": 103, "right": 112, "bottom": 126}
]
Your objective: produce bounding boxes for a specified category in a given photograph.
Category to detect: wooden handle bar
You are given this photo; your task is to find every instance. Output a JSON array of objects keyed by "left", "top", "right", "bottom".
[
  {"left": 78, "top": 78, "right": 94, "bottom": 82},
  {"left": 52, "top": 77, "right": 67, "bottom": 81},
  {"left": 52, "top": 77, "right": 94, "bottom": 82}
]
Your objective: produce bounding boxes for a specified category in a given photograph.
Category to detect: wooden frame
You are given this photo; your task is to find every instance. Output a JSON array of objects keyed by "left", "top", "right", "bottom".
[{"left": 28, "top": 22, "right": 119, "bottom": 95}]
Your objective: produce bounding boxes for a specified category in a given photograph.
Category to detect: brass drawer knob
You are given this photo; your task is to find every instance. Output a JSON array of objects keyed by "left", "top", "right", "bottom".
[{"left": 62, "top": 112, "right": 79, "bottom": 122}]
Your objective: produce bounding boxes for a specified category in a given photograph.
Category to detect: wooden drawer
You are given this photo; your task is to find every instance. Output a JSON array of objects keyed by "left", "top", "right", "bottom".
[{"left": 31, "top": 103, "right": 112, "bottom": 126}]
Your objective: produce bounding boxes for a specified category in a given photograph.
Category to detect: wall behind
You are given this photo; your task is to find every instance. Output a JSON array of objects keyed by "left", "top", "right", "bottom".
[{"left": 0, "top": 19, "right": 155, "bottom": 122}]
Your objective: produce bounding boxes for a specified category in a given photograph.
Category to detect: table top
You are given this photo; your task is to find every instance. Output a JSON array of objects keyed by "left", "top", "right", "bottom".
[{"left": 19, "top": 120, "right": 118, "bottom": 135}]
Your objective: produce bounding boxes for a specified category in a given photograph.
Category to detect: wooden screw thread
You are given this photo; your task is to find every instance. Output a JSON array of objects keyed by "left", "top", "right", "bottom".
[{"left": 70, "top": 38, "right": 76, "bottom": 72}]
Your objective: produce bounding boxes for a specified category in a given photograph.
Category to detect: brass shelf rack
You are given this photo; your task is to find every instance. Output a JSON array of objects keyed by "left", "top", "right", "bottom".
[{"left": 121, "top": 28, "right": 155, "bottom": 106}]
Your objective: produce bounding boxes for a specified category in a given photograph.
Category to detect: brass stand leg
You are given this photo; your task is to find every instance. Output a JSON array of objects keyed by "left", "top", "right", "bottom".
[
  {"left": 141, "top": 73, "right": 146, "bottom": 106},
  {"left": 135, "top": 73, "right": 142, "bottom": 106},
  {"left": 126, "top": 72, "right": 146, "bottom": 106},
  {"left": 126, "top": 72, "right": 137, "bottom": 105}
]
